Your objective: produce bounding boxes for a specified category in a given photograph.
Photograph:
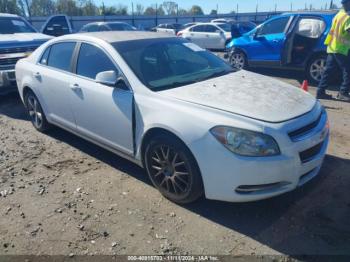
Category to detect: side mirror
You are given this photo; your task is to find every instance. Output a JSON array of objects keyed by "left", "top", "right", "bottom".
[{"left": 96, "top": 71, "right": 118, "bottom": 87}]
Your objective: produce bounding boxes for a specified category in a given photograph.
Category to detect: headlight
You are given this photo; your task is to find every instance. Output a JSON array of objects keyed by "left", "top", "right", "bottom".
[{"left": 210, "top": 126, "right": 280, "bottom": 157}]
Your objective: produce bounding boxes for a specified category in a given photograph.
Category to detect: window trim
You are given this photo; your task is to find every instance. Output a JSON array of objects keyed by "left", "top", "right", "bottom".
[
  {"left": 71, "top": 41, "right": 132, "bottom": 91},
  {"left": 257, "top": 16, "right": 293, "bottom": 36},
  {"left": 37, "top": 41, "right": 77, "bottom": 74}
]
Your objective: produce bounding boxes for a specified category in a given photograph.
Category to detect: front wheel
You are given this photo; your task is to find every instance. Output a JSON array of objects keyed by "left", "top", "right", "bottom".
[
  {"left": 306, "top": 55, "right": 327, "bottom": 85},
  {"left": 144, "top": 135, "right": 203, "bottom": 204},
  {"left": 229, "top": 50, "right": 247, "bottom": 70},
  {"left": 25, "top": 91, "right": 51, "bottom": 132}
]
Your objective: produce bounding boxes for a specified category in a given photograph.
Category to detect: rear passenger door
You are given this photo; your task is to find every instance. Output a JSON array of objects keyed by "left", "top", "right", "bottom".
[
  {"left": 69, "top": 43, "right": 134, "bottom": 155},
  {"left": 36, "top": 42, "right": 77, "bottom": 130},
  {"left": 188, "top": 25, "right": 209, "bottom": 48}
]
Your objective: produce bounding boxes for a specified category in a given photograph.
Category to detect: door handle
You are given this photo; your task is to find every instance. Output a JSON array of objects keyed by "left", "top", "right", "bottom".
[
  {"left": 70, "top": 83, "right": 81, "bottom": 91},
  {"left": 33, "top": 72, "right": 41, "bottom": 79}
]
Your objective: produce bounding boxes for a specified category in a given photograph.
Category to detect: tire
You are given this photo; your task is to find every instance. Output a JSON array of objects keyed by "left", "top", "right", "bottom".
[
  {"left": 144, "top": 134, "right": 204, "bottom": 204},
  {"left": 24, "top": 91, "right": 51, "bottom": 132},
  {"left": 306, "top": 54, "right": 327, "bottom": 85},
  {"left": 229, "top": 50, "right": 247, "bottom": 70}
]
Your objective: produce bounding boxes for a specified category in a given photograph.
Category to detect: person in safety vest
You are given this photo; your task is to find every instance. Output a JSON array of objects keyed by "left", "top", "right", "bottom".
[{"left": 317, "top": 0, "right": 350, "bottom": 101}]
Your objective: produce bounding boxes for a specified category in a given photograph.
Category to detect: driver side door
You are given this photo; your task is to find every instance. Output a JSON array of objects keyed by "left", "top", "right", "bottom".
[
  {"left": 69, "top": 42, "right": 134, "bottom": 155},
  {"left": 247, "top": 16, "right": 291, "bottom": 65}
]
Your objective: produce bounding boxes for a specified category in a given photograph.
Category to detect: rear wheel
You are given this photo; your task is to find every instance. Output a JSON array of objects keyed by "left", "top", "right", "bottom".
[
  {"left": 144, "top": 135, "right": 203, "bottom": 204},
  {"left": 25, "top": 91, "right": 51, "bottom": 132},
  {"left": 229, "top": 50, "right": 247, "bottom": 70},
  {"left": 307, "top": 55, "right": 327, "bottom": 85}
]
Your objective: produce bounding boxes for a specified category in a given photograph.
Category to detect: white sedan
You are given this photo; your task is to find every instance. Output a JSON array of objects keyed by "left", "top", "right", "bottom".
[
  {"left": 177, "top": 22, "right": 232, "bottom": 50},
  {"left": 15, "top": 32, "right": 329, "bottom": 204}
]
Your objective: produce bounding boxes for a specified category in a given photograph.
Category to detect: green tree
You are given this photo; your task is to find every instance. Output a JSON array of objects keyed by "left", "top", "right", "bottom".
[
  {"left": 144, "top": 6, "right": 156, "bottom": 15},
  {"left": 30, "top": 0, "right": 56, "bottom": 16},
  {"left": 190, "top": 5, "right": 204, "bottom": 15},
  {"left": 0, "top": 0, "right": 22, "bottom": 15},
  {"left": 115, "top": 4, "right": 128, "bottom": 15},
  {"left": 80, "top": 0, "right": 99, "bottom": 16},
  {"left": 210, "top": 9, "right": 217, "bottom": 15},
  {"left": 56, "top": 0, "right": 79, "bottom": 16},
  {"left": 135, "top": 3, "right": 144, "bottom": 15},
  {"left": 162, "top": 1, "right": 177, "bottom": 15},
  {"left": 177, "top": 8, "right": 188, "bottom": 15}
]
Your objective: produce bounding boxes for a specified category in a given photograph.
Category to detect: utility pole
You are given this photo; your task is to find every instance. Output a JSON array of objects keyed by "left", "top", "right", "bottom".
[
  {"left": 131, "top": 2, "right": 135, "bottom": 26},
  {"left": 291, "top": 2, "right": 293, "bottom": 11},
  {"left": 330, "top": 0, "right": 334, "bottom": 9},
  {"left": 236, "top": 3, "right": 239, "bottom": 20},
  {"left": 155, "top": 3, "right": 158, "bottom": 26},
  {"left": 274, "top": 3, "right": 277, "bottom": 13},
  {"left": 23, "top": 0, "right": 31, "bottom": 20}
]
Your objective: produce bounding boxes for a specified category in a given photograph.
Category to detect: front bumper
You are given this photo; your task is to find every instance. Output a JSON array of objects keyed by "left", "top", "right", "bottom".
[
  {"left": 0, "top": 69, "right": 17, "bottom": 94},
  {"left": 191, "top": 106, "right": 329, "bottom": 202}
]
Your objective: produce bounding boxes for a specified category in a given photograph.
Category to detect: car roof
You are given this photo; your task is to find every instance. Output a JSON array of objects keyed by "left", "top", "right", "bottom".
[
  {"left": 281, "top": 10, "right": 337, "bottom": 17},
  {"left": 85, "top": 21, "right": 128, "bottom": 26},
  {"left": 0, "top": 13, "right": 20, "bottom": 18},
  {"left": 60, "top": 31, "right": 174, "bottom": 43}
]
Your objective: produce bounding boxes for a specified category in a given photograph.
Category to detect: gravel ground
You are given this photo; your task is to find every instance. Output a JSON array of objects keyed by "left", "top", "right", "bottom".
[{"left": 0, "top": 69, "right": 349, "bottom": 257}]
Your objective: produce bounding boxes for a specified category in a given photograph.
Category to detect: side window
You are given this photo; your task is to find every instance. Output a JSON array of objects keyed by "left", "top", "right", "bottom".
[
  {"left": 296, "top": 18, "right": 326, "bottom": 38},
  {"left": 40, "top": 47, "right": 51, "bottom": 65},
  {"left": 87, "top": 25, "right": 99, "bottom": 32},
  {"left": 258, "top": 17, "right": 290, "bottom": 35},
  {"left": 77, "top": 43, "right": 118, "bottom": 79},
  {"left": 205, "top": 25, "right": 217, "bottom": 33},
  {"left": 47, "top": 42, "right": 76, "bottom": 71},
  {"left": 191, "top": 25, "right": 206, "bottom": 32},
  {"left": 99, "top": 25, "right": 109, "bottom": 31},
  {"left": 43, "top": 16, "right": 70, "bottom": 36}
]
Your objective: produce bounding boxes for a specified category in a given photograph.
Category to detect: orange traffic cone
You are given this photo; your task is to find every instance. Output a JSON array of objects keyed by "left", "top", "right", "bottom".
[{"left": 301, "top": 80, "right": 309, "bottom": 92}]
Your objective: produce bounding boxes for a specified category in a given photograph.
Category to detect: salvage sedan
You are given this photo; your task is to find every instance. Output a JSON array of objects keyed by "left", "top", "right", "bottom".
[{"left": 15, "top": 32, "right": 329, "bottom": 203}]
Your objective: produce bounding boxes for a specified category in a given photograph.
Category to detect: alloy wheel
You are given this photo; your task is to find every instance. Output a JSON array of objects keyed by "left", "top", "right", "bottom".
[
  {"left": 27, "top": 95, "right": 43, "bottom": 129},
  {"left": 309, "top": 58, "right": 326, "bottom": 82},
  {"left": 148, "top": 145, "right": 192, "bottom": 197},
  {"left": 230, "top": 52, "right": 246, "bottom": 70}
]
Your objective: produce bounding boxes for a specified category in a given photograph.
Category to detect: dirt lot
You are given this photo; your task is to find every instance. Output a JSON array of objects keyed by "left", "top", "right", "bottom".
[{"left": 0, "top": 69, "right": 349, "bottom": 257}]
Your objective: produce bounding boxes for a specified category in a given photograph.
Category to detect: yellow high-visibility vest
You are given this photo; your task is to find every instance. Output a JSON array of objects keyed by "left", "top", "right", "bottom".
[{"left": 325, "top": 9, "right": 350, "bottom": 56}]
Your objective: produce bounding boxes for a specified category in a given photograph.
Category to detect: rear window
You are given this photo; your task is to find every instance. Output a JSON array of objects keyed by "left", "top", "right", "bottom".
[
  {"left": 47, "top": 42, "right": 76, "bottom": 72},
  {"left": 296, "top": 18, "right": 326, "bottom": 38}
]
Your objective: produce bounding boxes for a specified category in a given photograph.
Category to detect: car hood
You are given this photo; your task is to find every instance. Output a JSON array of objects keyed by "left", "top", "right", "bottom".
[
  {"left": 160, "top": 70, "right": 316, "bottom": 123},
  {"left": 0, "top": 33, "right": 52, "bottom": 46}
]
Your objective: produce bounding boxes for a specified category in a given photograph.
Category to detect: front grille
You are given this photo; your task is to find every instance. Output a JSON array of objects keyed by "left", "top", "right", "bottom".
[
  {"left": 299, "top": 141, "right": 324, "bottom": 163},
  {"left": 288, "top": 112, "right": 322, "bottom": 141},
  {"left": 0, "top": 57, "right": 21, "bottom": 66},
  {"left": 0, "top": 46, "right": 37, "bottom": 55}
]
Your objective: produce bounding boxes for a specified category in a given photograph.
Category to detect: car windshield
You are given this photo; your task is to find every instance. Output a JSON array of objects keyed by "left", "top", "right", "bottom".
[
  {"left": 217, "top": 23, "right": 232, "bottom": 32},
  {"left": 0, "top": 17, "right": 36, "bottom": 34},
  {"left": 113, "top": 38, "right": 234, "bottom": 91},
  {"left": 108, "top": 23, "right": 135, "bottom": 31}
]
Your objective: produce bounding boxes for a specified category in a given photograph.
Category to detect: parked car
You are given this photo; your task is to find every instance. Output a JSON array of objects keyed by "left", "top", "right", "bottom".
[
  {"left": 16, "top": 32, "right": 329, "bottom": 204},
  {"left": 227, "top": 12, "right": 336, "bottom": 84},
  {"left": 80, "top": 22, "right": 137, "bottom": 33},
  {"left": 177, "top": 22, "right": 232, "bottom": 50},
  {"left": 211, "top": 18, "right": 236, "bottom": 24},
  {"left": 0, "top": 13, "right": 52, "bottom": 95},
  {"left": 151, "top": 23, "right": 184, "bottom": 35},
  {"left": 40, "top": 14, "right": 74, "bottom": 37}
]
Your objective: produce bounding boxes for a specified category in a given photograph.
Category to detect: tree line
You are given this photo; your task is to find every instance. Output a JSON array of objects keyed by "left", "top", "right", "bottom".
[{"left": 0, "top": 0, "right": 209, "bottom": 17}]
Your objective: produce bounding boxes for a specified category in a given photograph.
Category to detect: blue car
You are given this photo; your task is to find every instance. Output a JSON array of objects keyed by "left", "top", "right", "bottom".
[{"left": 226, "top": 12, "right": 336, "bottom": 84}]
